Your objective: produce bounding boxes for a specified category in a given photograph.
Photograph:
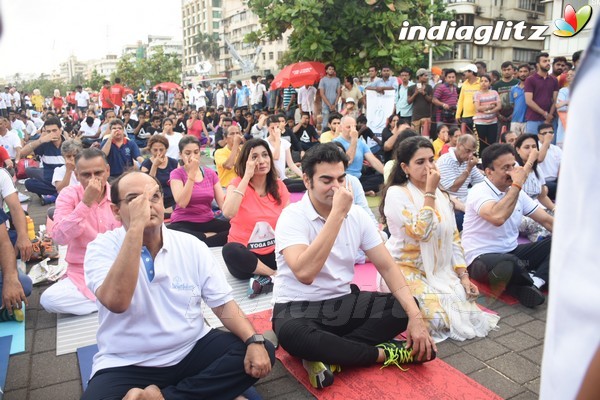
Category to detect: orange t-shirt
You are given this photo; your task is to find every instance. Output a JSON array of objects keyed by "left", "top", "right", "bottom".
[{"left": 227, "top": 177, "right": 290, "bottom": 255}]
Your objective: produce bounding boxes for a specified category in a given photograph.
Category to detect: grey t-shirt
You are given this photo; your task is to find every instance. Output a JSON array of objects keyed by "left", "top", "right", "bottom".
[{"left": 318, "top": 76, "right": 341, "bottom": 106}]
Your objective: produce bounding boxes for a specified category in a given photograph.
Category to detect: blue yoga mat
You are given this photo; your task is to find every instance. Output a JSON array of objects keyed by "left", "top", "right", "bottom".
[
  {"left": 0, "top": 304, "right": 26, "bottom": 354},
  {"left": 76, "top": 343, "right": 262, "bottom": 398},
  {"left": 0, "top": 335, "right": 13, "bottom": 400}
]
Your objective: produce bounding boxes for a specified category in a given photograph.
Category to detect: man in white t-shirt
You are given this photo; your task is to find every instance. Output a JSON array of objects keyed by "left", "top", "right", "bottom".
[
  {"left": 0, "top": 116, "right": 22, "bottom": 162},
  {"left": 75, "top": 85, "right": 90, "bottom": 113},
  {"left": 273, "top": 143, "right": 436, "bottom": 389},
  {"left": 81, "top": 171, "right": 275, "bottom": 399},
  {"left": 536, "top": 123, "right": 561, "bottom": 200},
  {"left": 462, "top": 143, "right": 553, "bottom": 308},
  {"left": 250, "top": 76, "right": 266, "bottom": 112}
]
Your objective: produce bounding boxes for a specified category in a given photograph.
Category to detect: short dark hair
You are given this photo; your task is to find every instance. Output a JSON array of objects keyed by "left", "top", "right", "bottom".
[
  {"left": 537, "top": 123, "right": 553, "bottom": 133},
  {"left": 400, "top": 67, "right": 411, "bottom": 75},
  {"left": 444, "top": 68, "right": 456, "bottom": 76},
  {"left": 103, "top": 80, "right": 110, "bottom": 85},
  {"left": 301, "top": 111, "right": 310, "bottom": 118},
  {"left": 481, "top": 143, "right": 515, "bottom": 170},
  {"left": 325, "top": 63, "right": 335, "bottom": 71},
  {"left": 110, "top": 171, "right": 162, "bottom": 205},
  {"left": 475, "top": 61, "right": 487, "bottom": 70},
  {"left": 517, "top": 63, "right": 530, "bottom": 71},
  {"left": 328, "top": 113, "right": 342, "bottom": 124},
  {"left": 500, "top": 61, "right": 514, "bottom": 69},
  {"left": 43, "top": 117, "right": 61, "bottom": 129},
  {"left": 536, "top": 52, "right": 550, "bottom": 64},
  {"left": 75, "top": 147, "right": 108, "bottom": 165},
  {"left": 490, "top": 71, "right": 501, "bottom": 81},
  {"left": 301, "top": 143, "right": 348, "bottom": 181},
  {"left": 356, "top": 115, "right": 367, "bottom": 125},
  {"left": 178, "top": 135, "right": 200, "bottom": 152},
  {"left": 553, "top": 56, "right": 567, "bottom": 64},
  {"left": 267, "top": 115, "right": 279, "bottom": 125},
  {"left": 572, "top": 50, "right": 583, "bottom": 63},
  {"left": 114, "top": 77, "right": 121, "bottom": 84},
  {"left": 448, "top": 127, "right": 460, "bottom": 137}
]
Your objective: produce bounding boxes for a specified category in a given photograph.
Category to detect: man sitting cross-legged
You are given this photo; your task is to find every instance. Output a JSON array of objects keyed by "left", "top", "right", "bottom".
[
  {"left": 272, "top": 143, "right": 436, "bottom": 389},
  {"left": 41, "top": 148, "right": 121, "bottom": 315},
  {"left": 462, "top": 143, "right": 553, "bottom": 308},
  {"left": 81, "top": 171, "right": 275, "bottom": 400}
]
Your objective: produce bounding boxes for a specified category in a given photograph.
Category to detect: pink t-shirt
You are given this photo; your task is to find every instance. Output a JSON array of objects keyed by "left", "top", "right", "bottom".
[
  {"left": 169, "top": 166, "right": 219, "bottom": 223},
  {"left": 473, "top": 90, "right": 500, "bottom": 125},
  {"left": 227, "top": 177, "right": 290, "bottom": 255}
]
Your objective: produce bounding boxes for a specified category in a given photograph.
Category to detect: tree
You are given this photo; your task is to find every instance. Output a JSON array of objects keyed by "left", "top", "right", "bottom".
[
  {"left": 246, "top": 0, "right": 452, "bottom": 77},
  {"left": 112, "top": 46, "right": 182, "bottom": 90},
  {"left": 194, "top": 32, "right": 220, "bottom": 63},
  {"left": 20, "top": 75, "right": 68, "bottom": 97},
  {"left": 86, "top": 69, "right": 105, "bottom": 92}
]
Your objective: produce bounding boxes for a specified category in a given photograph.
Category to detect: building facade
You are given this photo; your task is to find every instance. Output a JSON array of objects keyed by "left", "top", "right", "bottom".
[
  {"left": 546, "top": 0, "right": 598, "bottom": 61},
  {"left": 59, "top": 56, "right": 87, "bottom": 83}
]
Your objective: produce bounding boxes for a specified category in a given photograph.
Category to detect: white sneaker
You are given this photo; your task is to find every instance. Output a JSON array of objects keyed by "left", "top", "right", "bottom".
[{"left": 18, "top": 192, "right": 30, "bottom": 203}]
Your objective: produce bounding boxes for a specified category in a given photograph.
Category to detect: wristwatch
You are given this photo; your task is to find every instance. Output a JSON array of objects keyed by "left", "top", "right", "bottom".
[{"left": 245, "top": 334, "right": 265, "bottom": 346}]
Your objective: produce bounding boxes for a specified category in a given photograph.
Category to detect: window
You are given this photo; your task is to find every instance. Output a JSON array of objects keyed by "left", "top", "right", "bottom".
[
  {"left": 269, "top": 52, "right": 274, "bottom": 60},
  {"left": 455, "top": 14, "right": 474, "bottom": 27},
  {"left": 476, "top": 46, "right": 483, "bottom": 58},
  {"left": 277, "top": 51, "right": 283, "bottom": 59},
  {"left": 518, "top": 0, "right": 545, "bottom": 13},
  {"left": 213, "top": 11, "right": 221, "bottom": 18},
  {"left": 213, "top": 21, "right": 220, "bottom": 29},
  {"left": 212, "top": 0, "right": 221, "bottom": 7},
  {"left": 262, "top": 53, "right": 266, "bottom": 61},
  {"left": 513, "top": 48, "right": 539, "bottom": 63}
]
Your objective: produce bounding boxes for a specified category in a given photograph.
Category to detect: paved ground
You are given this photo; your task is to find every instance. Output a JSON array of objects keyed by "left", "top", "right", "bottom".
[{"left": 5, "top": 181, "right": 547, "bottom": 400}]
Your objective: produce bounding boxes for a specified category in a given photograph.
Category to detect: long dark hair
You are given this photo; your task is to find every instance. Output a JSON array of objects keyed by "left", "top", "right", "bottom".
[
  {"left": 235, "top": 139, "right": 282, "bottom": 205},
  {"left": 514, "top": 134, "right": 540, "bottom": 178},
  {"left": 379, "top": 136, "right": 434, "bottom": 224}
]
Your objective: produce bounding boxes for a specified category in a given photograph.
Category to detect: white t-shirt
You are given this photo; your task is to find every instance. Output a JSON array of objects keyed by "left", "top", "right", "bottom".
[
  {"left": 462, "top": 178, "right": 538, "bottom": 265},
  {"left": 265, "top": 138, "right": 291, "bottom": 180},
  {"left": 1, "top": 168, "right": 17, "bottom": 211},
  {"left": 85, "top": 226, "right": 233, "bottom": 377},
  {"left": 75, "top": 90, "right": 90, "bottom": 107},
  {"left": 12, "top": 92, "right": 21, "bottom": 108},
  {"left": 0, "top": 130, "right": 22, "bottom": 158},
  {"left": 274, "top": 193, "right": 382, "bottom": 303},
  {"left": 52, "top": 166, "right": 79, "bottom": 188},
  {"left": 538, "top": 144, "right": 561, "bottom": 180},
  {"left": 163, "top": 132, "right": 183, "bottom": 160},
  {"left": 216, "top": 89, "right": 225, "bottom": 108},
  {"left": 540, "top": 34, "right": 600, "bottom": 400},
  {"left": 79, "top": 119, "right": 101, "bottom": 138},
  {"left": 11, "top": 119, "right": 26, "bottom": 133},
  {"left": 251, "top": 83, "right": 266, "bottom": 105}
]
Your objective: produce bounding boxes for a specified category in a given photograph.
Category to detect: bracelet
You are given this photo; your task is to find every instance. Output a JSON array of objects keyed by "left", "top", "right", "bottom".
[
  {"left": 511, "top": 182, "right": 522, "bottom": 191},
  {"left": 458, "top": 271, "right": 469, "bottom": 279},
  {"left": 233, "top": 189, "right": 245, "bottom": 198},
  {"left": 424, "top": 193, "right": 436, "bottom": 199}
]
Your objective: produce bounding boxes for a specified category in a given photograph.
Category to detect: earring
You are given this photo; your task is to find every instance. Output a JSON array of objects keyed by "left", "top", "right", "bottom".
[{"left": 406, "top": 174, "right": 409, "bottom": 179}]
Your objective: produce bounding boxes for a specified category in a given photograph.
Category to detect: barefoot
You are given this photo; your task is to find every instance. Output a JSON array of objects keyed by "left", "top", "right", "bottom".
[{"left": 142, "top": 385, "right": 164, "bottom": 400}]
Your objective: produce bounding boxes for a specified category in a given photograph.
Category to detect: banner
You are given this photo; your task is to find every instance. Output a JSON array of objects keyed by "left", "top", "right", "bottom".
[{"left": 366, "top": 90, "right": 395, "bottom": 135}]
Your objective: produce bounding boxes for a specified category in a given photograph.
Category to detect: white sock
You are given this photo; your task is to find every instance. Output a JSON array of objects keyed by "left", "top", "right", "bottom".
[{"left": 532, "top": 276, "right": 545, "bottom": 289}]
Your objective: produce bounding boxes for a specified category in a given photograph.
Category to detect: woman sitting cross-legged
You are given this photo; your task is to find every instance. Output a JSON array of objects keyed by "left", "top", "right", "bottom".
[
  {"left": 167, "top": 135, "right": 230, "bottom": 247},
  {"left": 377, "top": 136, "right": 499, "bottom": 342},
  {"left": 222, "top": 139, "right": 290, "bottom": 298}
]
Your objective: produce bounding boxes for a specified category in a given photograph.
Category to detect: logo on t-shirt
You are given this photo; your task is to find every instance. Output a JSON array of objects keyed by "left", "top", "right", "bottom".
[{"left": 247, "top": 221, "right": 276, "bottom": 250}]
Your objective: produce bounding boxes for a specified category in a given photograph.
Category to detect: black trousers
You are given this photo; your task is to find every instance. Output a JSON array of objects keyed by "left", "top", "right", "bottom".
[
  {"left": 272, "top": 288, "right": 410, "bottom": 367},
  {"left": 468, "top": 237, "right": 551, "bottom": 289},
  {"left": 167, "top": 219, "right": 230, "bottom": 247},
  {"left": 359, "top": 173, "right": 384, "bottom": 193},
  {"left": 283, "top": 178, "right": 306, "bottom": 193},
  {"left": 222, "top": 242, "right": 276, "bottom": 280},
  {"left": 82, "top": 329, "right": 276, "bottom": 400},
  {"left": 545, "top": 178, "right": 558, "bottom": 201},
  {"left": 475, "top": 123, "right": 498, "bottom": 154}
]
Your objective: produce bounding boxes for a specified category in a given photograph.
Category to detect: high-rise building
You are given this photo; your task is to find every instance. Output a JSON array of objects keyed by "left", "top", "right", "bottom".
[
  {"left": 182, "top": 0, "right": 223, "bottom": 79},
  {"left": 546, "top": 0, "right": 598, "bottom": 60},
  {"left": 434, "top": 0, "right": 548, "bottom": 70},
  {"left": 59, "top": 56, "right": 87, "bottom": 83}
]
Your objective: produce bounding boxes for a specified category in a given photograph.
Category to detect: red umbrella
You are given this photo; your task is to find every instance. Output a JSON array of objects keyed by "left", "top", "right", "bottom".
[
  {"left": 270, "top": 62, "right": 326, "bottom": 90},
  {"left": 153, "top": 82, "right": 183, "bottom": 92}
]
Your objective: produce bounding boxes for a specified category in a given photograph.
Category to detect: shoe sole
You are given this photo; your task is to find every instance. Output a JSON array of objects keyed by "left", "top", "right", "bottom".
[
  {"left": 303, "top": 361, "right": 334, "bottom": 389},
  {"left": 248, "top": 280, "right": 273, "bottom": 299},
  {"left": 514, "top": 286, "right": 545, "bottom": 308}
]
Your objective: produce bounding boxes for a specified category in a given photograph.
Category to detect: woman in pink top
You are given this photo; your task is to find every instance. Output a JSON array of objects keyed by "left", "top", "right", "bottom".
[
  {"left": 473, "top": 75, "right": 501, "bottom": 154},
  {"left": 167, "top": 135, "right": 230, "bottom": 247},
  {"left": 186, "top": 109, "right": 210, "bottom": 145},
  {"left": 222, "top": 139, "right": 290, "bottom": 298}
]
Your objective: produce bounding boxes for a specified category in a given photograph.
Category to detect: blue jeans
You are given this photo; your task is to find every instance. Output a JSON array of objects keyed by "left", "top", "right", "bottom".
[
  {"left": 321, "top": 105, "right": 331, "bottom": 132},
  {"left": 525, "top": 120, "right": 544, "bottom": 135}
]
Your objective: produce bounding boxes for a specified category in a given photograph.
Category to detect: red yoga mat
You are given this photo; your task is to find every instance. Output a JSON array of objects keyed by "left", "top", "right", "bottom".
[{"left": 248, "top": 310, "right": 501, "bottom": 400}]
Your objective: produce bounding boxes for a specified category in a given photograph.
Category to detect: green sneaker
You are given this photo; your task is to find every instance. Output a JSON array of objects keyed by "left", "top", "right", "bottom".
[
  {"left": 376, "top": 340, "right": 436, "bottom": 370},
  {"left": 302, "top": 360, "right": 339, "bottom": 389}
]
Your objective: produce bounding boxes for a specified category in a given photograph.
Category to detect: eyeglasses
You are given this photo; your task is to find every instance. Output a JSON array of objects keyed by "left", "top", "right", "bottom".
[
  {"left": 538, "top": 130, "right": 554, "bottom": 135},
  {"left": 118, "top": 190, "right": 163, "bottom": 205}
]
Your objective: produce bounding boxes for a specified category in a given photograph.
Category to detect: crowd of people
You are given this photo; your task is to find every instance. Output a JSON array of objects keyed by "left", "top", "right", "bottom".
[{"left": 0, "top": 49, "right": 579, "bottom": 399}]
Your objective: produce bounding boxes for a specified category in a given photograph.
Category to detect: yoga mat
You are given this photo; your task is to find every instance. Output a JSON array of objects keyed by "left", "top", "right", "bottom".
[
  {"left": 202, "top": 247, "right": 273, "bottom": 329},
  {"left": 289, "top": 191, "right": 304, "bottom": 203},
  {"left": 0, "top": 304, "right": 26, "bottom": 354},
  {"left": 77, "top": 343, "right": 98, "bottom": 391},
  {"left": 473, "top": 280, "right": 519, "bottom": 306},
  {"left": 248, "top": 310, "right": 501, "bottom": 400},
  {"left": 0, "top": 335, "right": 13, "bottom": 399},
  {"left": 56, "top": 313, "right": 99, "bottom": 356},
  {"left": 366, "top": 195, "right": 381, "bottom": 208}
]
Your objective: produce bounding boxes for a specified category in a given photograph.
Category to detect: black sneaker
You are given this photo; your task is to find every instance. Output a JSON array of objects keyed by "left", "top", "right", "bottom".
[{"left": 510, "top": 285, "right": 545, "bottom": 308}]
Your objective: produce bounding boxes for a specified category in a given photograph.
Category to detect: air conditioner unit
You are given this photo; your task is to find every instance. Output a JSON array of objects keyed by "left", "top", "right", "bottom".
[{"left": 475, "top": 6, "right": 483, "bottom": 15}]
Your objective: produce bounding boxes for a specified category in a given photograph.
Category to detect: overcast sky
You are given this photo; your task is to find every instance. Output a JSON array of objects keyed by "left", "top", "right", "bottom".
[{"left": 0, "top": 0, "right": 183, "bottom": 77}]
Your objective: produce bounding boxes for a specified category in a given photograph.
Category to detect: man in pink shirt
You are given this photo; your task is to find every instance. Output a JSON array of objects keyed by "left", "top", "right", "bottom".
[{"left": 41, "top": 148, "right": 121, "bottom": 315}]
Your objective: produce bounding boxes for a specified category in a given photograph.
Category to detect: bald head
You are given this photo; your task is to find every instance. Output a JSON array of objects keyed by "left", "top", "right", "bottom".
[
  {"left": 340, "top": 116, "right": 357, "bottom": 138},
  {"left": 457, "top": 134, "right": 476, "bottom": 147}
]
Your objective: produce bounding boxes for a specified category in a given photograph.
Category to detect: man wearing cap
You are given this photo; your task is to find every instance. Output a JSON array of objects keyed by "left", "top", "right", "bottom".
[
  {"left": 407, "top": 68, "right": 433, "bottom": 136},
  {"left": 456, "top": 64, "right": 481, "bottom": 133}
]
